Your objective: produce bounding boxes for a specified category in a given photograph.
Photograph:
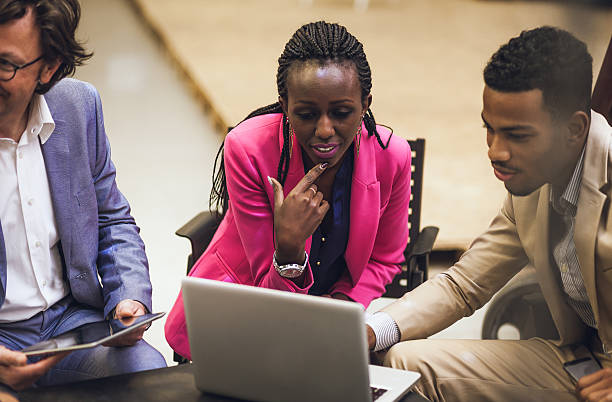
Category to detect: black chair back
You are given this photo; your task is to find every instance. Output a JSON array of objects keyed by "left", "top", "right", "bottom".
[
  {"left": 406, "top": 139, "right": 425, "bottom": 257},
  {"left": 382, "top": 139, "right": 438, "bottom": 298}
]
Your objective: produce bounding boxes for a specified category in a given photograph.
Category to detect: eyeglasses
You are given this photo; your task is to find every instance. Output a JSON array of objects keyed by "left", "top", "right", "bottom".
[{"left": 0, "top": 56, "right": 43, "bottom": 82}]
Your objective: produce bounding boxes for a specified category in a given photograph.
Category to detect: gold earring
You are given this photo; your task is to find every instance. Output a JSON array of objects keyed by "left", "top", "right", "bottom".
[
  {"left": 287, "top": 116, "right": 294, "bottom": 158},
  {"left": 355, "top": 116, "right": 364, "bottom": 157}
]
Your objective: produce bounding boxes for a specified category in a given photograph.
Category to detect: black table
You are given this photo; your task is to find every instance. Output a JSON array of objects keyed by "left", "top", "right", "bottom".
[{"left": 18, "top": 364, "right": 427, "bottom": 401}]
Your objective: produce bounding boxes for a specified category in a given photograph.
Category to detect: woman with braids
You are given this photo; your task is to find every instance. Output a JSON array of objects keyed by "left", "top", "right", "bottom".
[{"left": 165, "top": 21, "right": 411, "bottom": 358}]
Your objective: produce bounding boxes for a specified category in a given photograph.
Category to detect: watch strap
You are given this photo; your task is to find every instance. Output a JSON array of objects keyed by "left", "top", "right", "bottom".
[{"left": 273, "top": 251, "right": 309, "bottom": 279}]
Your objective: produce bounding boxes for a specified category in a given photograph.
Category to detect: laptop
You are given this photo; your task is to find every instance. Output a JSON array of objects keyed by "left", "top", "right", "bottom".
[{"left": 182, "top": 277, "right": 420, "bottom": 402}]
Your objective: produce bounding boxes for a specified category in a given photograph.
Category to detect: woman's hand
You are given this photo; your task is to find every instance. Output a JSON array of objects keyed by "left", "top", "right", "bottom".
[
  {"left": 321, "top": 293, "right": 352, "bottom": 302},
  {"left": 268, "top": 163, "right": 330, "bottom": 264}
]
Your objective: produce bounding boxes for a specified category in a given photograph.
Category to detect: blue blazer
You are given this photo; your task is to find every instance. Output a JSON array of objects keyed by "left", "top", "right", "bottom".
[{"left": 0, "top": 79, "right": 152, "bottom": 318}]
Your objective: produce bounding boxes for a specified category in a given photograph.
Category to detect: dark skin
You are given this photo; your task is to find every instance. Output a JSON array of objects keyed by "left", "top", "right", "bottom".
[
  {"left": 367, "top": 87, "right": 590, "bottom": 351},
  {"left": 483, "top": 88, "right": 612, "bottom": 400},
  {"left": 269, "top": 60, "right": 371, "bottom": 300},
  {"left": 482, "top": 86, "right": 588, "bottom": 197},
  {"left": 367, "top": 325, "right": 376, "bottom": 350}
]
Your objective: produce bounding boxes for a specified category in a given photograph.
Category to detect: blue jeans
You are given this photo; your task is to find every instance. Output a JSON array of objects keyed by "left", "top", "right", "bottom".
[{"left": 0, "top": 296, "right": 166, "bottom": 386}]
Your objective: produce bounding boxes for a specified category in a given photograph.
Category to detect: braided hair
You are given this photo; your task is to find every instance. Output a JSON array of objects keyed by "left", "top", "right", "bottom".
[{"left": 210, "top": 21, "right": 390, "bottom": 217}]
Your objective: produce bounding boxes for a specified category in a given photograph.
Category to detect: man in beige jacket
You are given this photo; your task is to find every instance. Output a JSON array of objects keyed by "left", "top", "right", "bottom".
[{"left": 366, "top": 27, "right": 612, "bottom": 401}]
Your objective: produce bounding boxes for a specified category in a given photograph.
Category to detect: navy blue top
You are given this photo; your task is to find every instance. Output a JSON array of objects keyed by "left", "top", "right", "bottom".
[{"left": 305, "top": 146, "right": 353, "bottom": 296}]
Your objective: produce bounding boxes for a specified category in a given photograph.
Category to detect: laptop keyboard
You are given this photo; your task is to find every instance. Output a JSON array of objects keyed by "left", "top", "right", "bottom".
[{"left": 371, "top": 386, "right": 388, "bottom": 401}]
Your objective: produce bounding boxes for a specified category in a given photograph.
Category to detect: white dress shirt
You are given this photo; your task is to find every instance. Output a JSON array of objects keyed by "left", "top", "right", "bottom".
[{"left": 0, "top": 95, "right": 69, "bottom": 322}]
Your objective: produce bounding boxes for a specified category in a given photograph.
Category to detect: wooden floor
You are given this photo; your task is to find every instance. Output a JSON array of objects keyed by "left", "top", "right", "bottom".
[{"left": 129, "top": 0, "right": 612, "bottom": 249}]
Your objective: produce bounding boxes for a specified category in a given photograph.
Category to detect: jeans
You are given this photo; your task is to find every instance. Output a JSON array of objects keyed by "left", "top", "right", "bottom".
[{"left": 0, "top": 295, "right": 166, "bottom": 386}]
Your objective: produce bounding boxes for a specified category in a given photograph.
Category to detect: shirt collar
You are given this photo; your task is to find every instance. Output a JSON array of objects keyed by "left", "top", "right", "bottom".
[
  {"left": 550, "top": 146, "right": 585, "bottom": 214},
  {"left": 25, "top": 94, "right": 55, "bottom": 145}
]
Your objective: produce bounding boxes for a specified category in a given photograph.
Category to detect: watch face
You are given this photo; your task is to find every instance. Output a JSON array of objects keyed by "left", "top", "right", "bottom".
[{"left": 280, "top": 267, "right": 303, "bottom": 279}]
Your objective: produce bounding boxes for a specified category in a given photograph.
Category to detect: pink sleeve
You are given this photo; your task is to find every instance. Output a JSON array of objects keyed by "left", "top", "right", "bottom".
[
  {"left": 224, "top": 132, "right": 314, "bottom": 292},
  {"left": 329, "top": 142, "right": 411, "bottom": 307}
]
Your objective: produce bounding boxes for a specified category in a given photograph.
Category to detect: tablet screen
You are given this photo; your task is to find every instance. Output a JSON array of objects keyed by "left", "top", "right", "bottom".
[{"left": 21, "top": 312, "right": 165, "bottom": 356}]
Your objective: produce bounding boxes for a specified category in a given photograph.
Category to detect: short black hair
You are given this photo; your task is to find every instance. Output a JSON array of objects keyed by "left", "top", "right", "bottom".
[
  {"left": 0, "top": 0, "right": 92, "bottom": 94},
  {"left": 484, "top": 26, "right": 592, "bottom": 119}
]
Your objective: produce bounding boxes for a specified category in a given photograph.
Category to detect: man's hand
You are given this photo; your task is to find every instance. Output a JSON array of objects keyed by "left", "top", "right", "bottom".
[
  {"left": 577, "top": 367, "right": 612, "bottom": 401},
  {"left": 103, "top": 299, "right": 147, "bottom": 347},
  {"left": 366, "top": 325, "right": 376, "bottom": 351},
  {"left": 0, "top": 346, "right": 67, "bottom": 391}
]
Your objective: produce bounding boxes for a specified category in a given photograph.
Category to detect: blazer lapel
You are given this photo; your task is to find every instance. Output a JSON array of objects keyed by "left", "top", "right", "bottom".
[
  {"left": 41, "top": 120, "right": 72, "bottom": 270},
  {"left": 532, "top": 186, "right": 585, "bottom": 343},
  {"left": 575, "top": 185, "right": 605, "bottom": 322},
  {"left": 574, "top": 112, "right": 610, "bottom": 325},
  {"left": 345, "top": 126, "right": 380, "bottom": 286}
]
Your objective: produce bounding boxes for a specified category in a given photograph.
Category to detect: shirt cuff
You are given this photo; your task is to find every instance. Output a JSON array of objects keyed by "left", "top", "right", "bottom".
[{"left": 365, "top": 311, "right": 400, "bottom": 352}]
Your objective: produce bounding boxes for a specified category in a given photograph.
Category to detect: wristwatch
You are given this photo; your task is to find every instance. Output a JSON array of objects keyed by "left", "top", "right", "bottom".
[{"left": 273, "top": 251, "right": 309, "bottom": 279}]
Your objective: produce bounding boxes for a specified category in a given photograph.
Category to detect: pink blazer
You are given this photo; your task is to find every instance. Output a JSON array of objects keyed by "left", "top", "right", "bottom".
[{"left": 165, "top": 113, "right": 411, "bottom": 358}]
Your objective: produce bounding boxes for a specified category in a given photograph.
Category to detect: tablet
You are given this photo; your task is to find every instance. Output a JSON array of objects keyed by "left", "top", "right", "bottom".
[{"left": 21, "top": 312, "right": 165, "bottom": 357}]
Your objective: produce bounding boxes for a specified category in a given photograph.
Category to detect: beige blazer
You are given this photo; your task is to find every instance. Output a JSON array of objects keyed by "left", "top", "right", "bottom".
[{"left": 384, "top": 111, "right": 612, "bottom": 352}]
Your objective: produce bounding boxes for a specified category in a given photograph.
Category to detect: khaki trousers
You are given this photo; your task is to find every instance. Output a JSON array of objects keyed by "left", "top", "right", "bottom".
[{"left": 382, "top": 338, "right": 611, "bottom": 402}]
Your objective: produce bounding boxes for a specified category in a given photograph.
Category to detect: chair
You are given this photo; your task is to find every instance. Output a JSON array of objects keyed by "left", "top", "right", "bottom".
[
  {"left": 174, "top": 136, "right": 438, "bottom": 362},
  {"left": 481, "top": 36, "right": 612, "bottom": 341},
  {"left": 481, "top": 266, "right": 559, "bottom": 340},
  {"left": 382, "top": 139, "right": 439, "bottom": 297}
]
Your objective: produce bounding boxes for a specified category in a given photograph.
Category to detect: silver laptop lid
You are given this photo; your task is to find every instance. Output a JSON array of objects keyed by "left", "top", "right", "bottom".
[{"left": 182, "top": 277, "right": 372, "bottom": 402}]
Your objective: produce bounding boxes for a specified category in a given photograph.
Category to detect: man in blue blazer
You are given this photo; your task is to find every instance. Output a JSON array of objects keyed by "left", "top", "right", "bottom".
[{"left": 0, "top": 0, "right": 165, "bottom": 391}]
